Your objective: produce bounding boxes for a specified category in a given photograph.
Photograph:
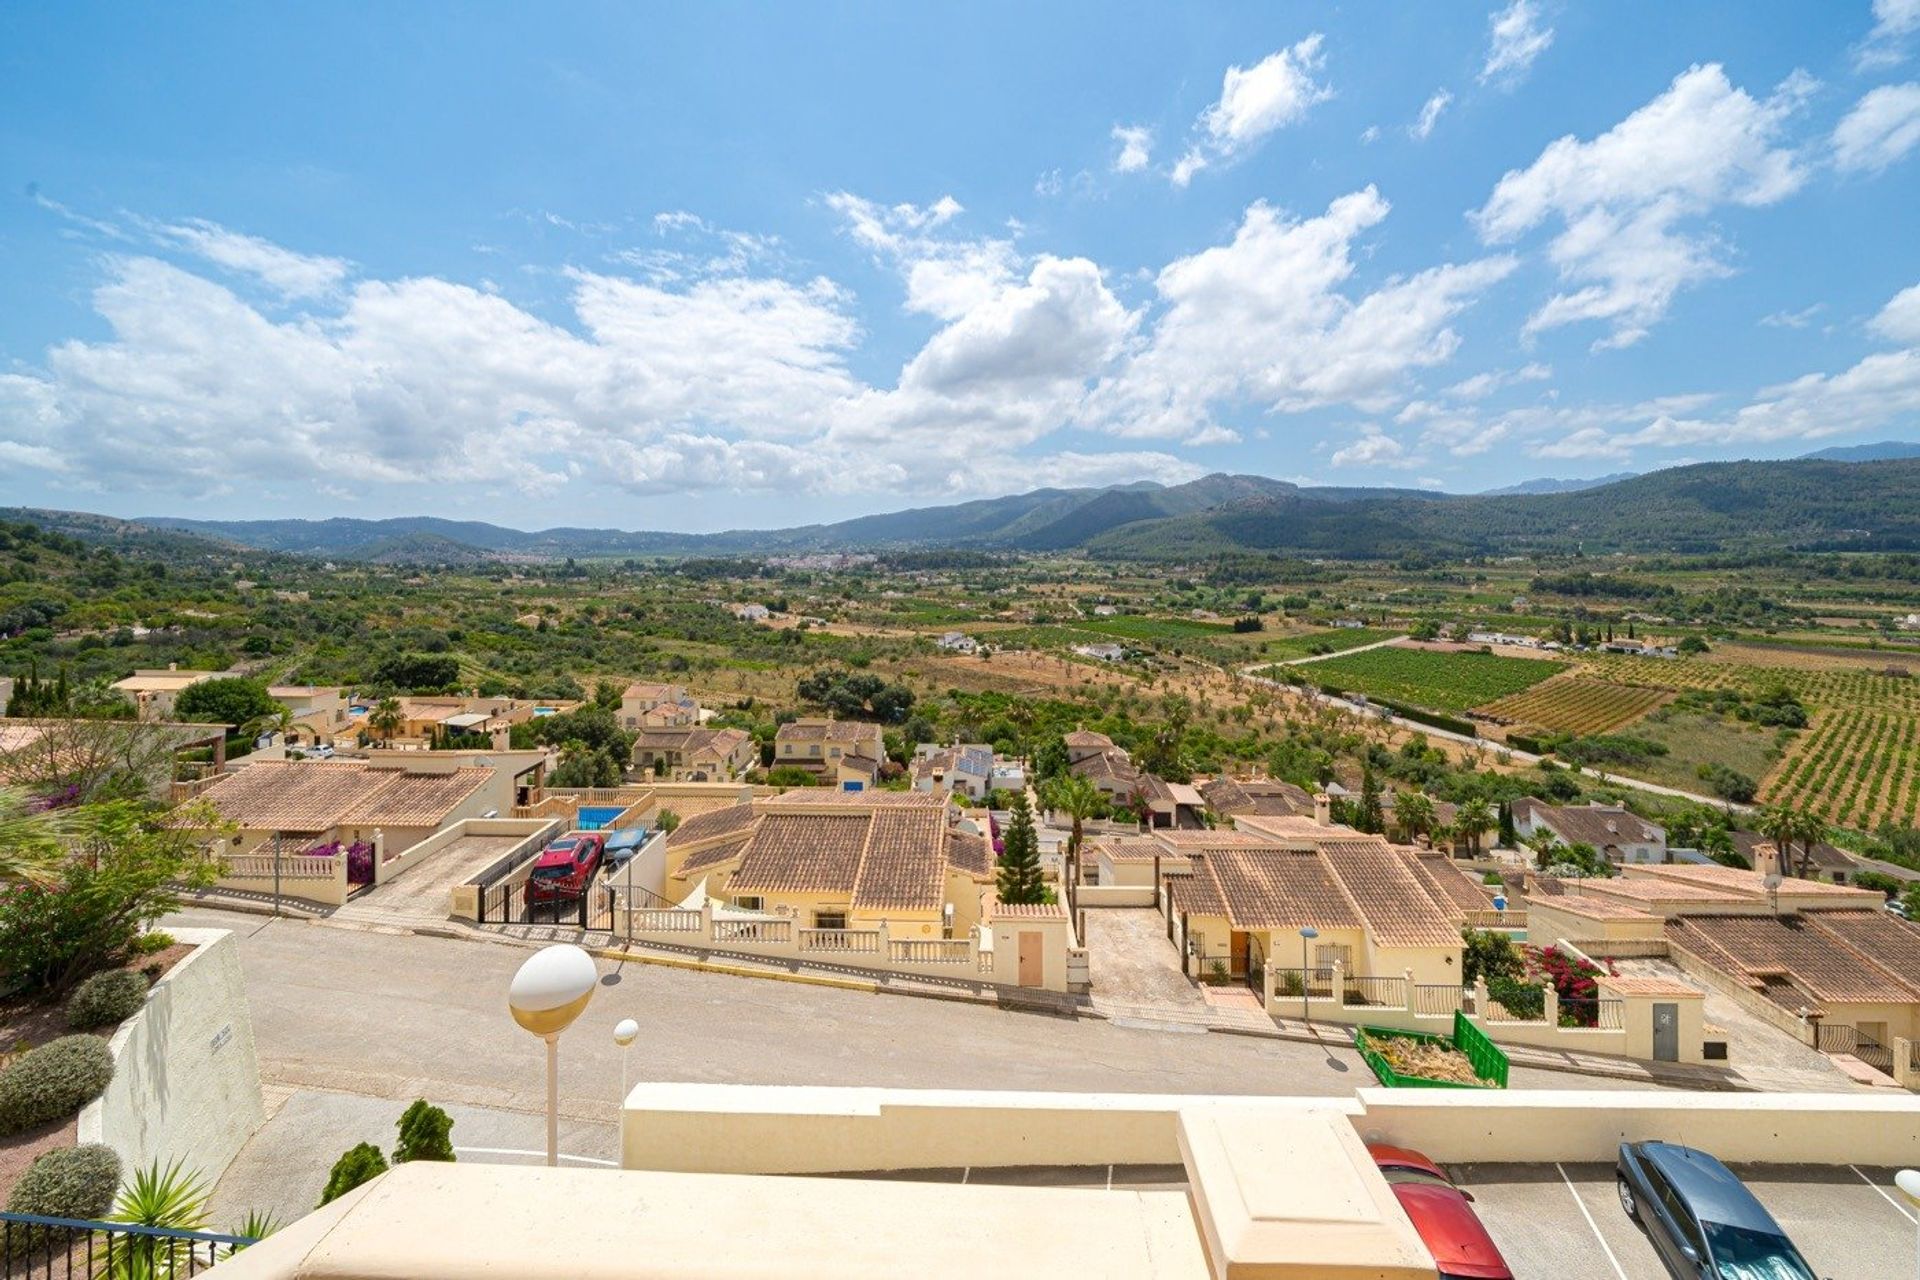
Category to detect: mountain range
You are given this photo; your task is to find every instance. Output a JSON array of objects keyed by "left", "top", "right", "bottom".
[{"left": 10, "top": 449, "right": 1920, "bottom": 565}]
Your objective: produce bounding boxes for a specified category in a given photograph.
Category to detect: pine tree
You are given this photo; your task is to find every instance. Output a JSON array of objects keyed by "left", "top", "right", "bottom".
[
  {"left": 319, "top": 1143, "right": 389, "bottom": 1207},
  {"left": 995, "top": 794, "right": 1048, "bottom": 905}
]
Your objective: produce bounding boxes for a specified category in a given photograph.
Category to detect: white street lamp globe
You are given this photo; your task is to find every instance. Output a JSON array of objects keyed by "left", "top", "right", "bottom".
[
  {"left": 508, "top": 944, "right": 598, "bottom": 1038},
  {"left": 1895, "top": 1168, "right": 1920, "bottom": 1206},
  {"left": 613, "top": 1017, "right": 640, "bottom": 1048}
]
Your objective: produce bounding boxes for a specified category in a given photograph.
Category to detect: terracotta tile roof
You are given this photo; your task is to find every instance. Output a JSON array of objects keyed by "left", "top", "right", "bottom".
[
  {"left": 679, "top": 834, "right": 752, "bottom": 874},
  {"left": 1063, "top": 730, "right": 1115, "bottom": 748},
  {"left": 632, "top": 729, "right": 699, "bottom": 752},
  {"left": 1199, "top": 777, "right": 1314, "bottom": 817},
  {"left": 1177, "top": 831, "right": 1466, "bottom": 948},
  {"left": 664, "top": 803, "right": 757, "bottom": 849},
  {"left": 1517, "top": 799, "right": 1663, "bottom": 849},
  {"left": 1317, "top": 838, "right": 1465, "bottom": 948},
  {"left": 1576, "top": 878, "right": 1748, "bottom": 905},
  {"left": 689, "top": 795, "right": 981, "bottom": 912},
  {"left": 990, "top": 901, "right": 1067, "bottom": 919},
  {"left": 1165, "top": 871, "right": 1227, "bottom": 919},
  {"left": 1232, "top": 814, "right": 1353, "bottom": 840},
  {"left": 189, "top": 761, "right": 485, "bottom": 834},
  {"left": 1802, "top": 908, "right": 1920, "bottom": 983},
  {"left": 1198, "top": 847, "right": 1364, "bottom": 933},
  {"left": 776, "top": 719, "right": 883, "bottom": 744},
  {"left": 850, "top": 809, "right": 948, "bottom": 912},
  {"left": 946, "top": 831, "right": 991, "bottom": 878},
  {"left": 344, "top": 768, "right": 491, "bottom": 826},
  {"left": 1402, "top": 850, "right": 1496, "bottom": 913},
  {"left": 1664, "top": 912, "right": 1920, "bottom": 1005},
  {"left": 1730, "top": 831, "right": 1856, "bottom": 873},
  {"left": 767, "top": 789, "right": 942, "bottom": 808},
  {"left": 1069, "top": 751, "right": 1138, "bottom": 784},
  {"left": 1526, "top": 893, "right": 1657, "bottom": 921},
  {"left": 1152, "top": 831, "right": 1280, "bottom": 850},
  {"left": 729, "top": 813, "right": 869, "bottom": 898}
]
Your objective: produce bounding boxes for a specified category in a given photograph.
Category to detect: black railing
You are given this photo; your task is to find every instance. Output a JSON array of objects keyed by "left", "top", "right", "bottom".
[
  {"left": 1, "top": 1212, "right": 255, "bottom": 1278},
  {"left": 475, "top": 877, "right": 614, "bottom": 930}
]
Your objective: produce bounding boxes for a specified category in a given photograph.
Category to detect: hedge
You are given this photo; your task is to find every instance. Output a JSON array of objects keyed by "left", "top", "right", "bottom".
[
  {"left": 0, "top": 1036, "right": 115, "bottom": 1136},
  {"left": 66, "top": 969, "right": 150, "bottom": 1031},
  {"left": 6, "top": 1144, "right": 122, "bottom": 1240}
]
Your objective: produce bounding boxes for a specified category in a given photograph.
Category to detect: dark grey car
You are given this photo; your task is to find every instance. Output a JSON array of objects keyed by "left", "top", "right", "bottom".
[{"left": 1615, "top": 1142, "right": 1823, "bottom": 1279}]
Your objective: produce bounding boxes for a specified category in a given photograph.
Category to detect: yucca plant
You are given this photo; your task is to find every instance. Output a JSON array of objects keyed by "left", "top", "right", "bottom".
[
  {"left": 222, "top": 1209, "right": 281, "bottom": 1257},
  {"left": 107, "top": 1159, "right": 210, "bottom": 1279}
]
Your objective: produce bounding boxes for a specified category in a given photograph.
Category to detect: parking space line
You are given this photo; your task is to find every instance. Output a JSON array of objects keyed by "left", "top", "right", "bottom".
[
  {"left": 1557, "top": 1163, "right": 1630, "bottom": 1280},
  {"left": 1851, "top": 1165, "right": 1917, "bottom": 1225},
  {"left": 455, "top": 1145, "right": 619, "bottom": 1167}
]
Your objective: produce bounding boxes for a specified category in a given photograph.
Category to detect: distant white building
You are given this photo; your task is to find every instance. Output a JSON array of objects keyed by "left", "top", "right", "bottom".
[
  {"left": 734, "top": 603, "right": 770, "bottom": 622},
  {"left": 1332, "top": 619, "right": 1365, "bottom": 630},
  {"left": 1092, "top": 604, "right": 1119, "bottom": 616},
  {"left": 1467, "top": 631, "right": 1536, "bottom": 648},
  {"left": 936, "top": 631, "right": 978, "bottom": 653},
  {"left": 1073, "top": 642, "right": 1127, "bottom": 662}
]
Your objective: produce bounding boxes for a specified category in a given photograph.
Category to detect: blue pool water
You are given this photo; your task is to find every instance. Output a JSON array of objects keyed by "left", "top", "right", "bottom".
[
  {"left": 533, "top": 706, "right": 558, "bottom": 716},
  {"left": 577, "top": 805, "right": 625, "bottom": 831}
]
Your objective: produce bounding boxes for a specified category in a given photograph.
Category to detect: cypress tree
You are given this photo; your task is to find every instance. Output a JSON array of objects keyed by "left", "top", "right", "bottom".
[{"left": 1358, "top": 766, "right": 1384, "bottom": 835}]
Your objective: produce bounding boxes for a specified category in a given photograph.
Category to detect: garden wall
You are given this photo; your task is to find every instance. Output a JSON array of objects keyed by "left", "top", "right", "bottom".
[{"left": 78, "top": 927, "right": 265, "bottom": 1185}]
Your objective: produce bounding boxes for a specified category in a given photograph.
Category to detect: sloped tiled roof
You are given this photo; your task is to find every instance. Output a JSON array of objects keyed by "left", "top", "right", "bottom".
[
  {"left": 679, "top": 834, "right": 752, "bottom": 874},
  {"left": 1626, "top": 863, "right": 1880, "bottom": 901},
  {"left": 188, "top": 762, "right": 485, "bottom": 834},
  {"left": 1402, "top": 849, "right": 1496, "bottom": 913},
  {"left": 1526, "top": 892, "right": 1656, "bottom": 921},
  {"left": 1199, "top": 777, "right": 1314, "bottom": 817},
  {"left": 776, "top": 719, "right": 883, "bottom": 743},
  {"left": 850, "top": 809, "right": 948, "bottom": 912},
  {"left": 730, "top": 813, "right": 870, "bottom": 897},
  {"left": 664, "top": 803, "right": 757, "bottom": 848},
  {"left": 946, "top": 831, "right": 991, "bottom": 877},
  {"left": 1063, "top": 730, "right": 1115, "bottom": 748},
  {"left": 344, "top": 768, "right": 491, "bottom": 826},
  {"left": 1517, "top": 799, "right": 1662, "bottom": 848},
  {"left": 1664, "top": 912, "right": 1920, "bottom": 1005},
  {"left": 769, "top": 789, "right": 941, "bottom": 808},
  {"left": 1178, "top": 831, "right": 1466, "bottom": 948}
]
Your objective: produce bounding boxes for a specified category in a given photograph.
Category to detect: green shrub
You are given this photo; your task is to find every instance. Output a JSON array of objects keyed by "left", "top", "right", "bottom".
[
  {"left": 1487, "top": 976, "right": 1545, "bottom": 1021},
  {"left": 0, "top": 1035, "right": 114, "bottom": 1135},
  {"left": 130, "top": 931, "right": 176, "bottom": 957},
  {"left": 319, "top": 1143, "right": 389, "bottom": 1206},
  {"left": 392, "top": 1099, "right": 456, "bottom": 1164},
  {"left": 6, "top": 1144, "right": 122, "bottom": 1241},
  {"left": 66, "top": 969, "right": 150, "bottom": 1030}
]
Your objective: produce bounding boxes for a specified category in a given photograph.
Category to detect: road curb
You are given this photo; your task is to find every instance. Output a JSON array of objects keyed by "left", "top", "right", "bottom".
[{"left": 592, "top": 945, "right": 880, "bottom": 994}]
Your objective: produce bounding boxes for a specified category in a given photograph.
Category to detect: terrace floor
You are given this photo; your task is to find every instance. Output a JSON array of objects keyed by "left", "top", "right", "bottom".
[{"left": 331, "top": 831, "right": 529, "bottom": 928}]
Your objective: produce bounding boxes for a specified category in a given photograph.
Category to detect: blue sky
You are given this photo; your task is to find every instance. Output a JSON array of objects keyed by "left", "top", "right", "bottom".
[{"left": 3, "top": 2, "right": 1919, "bottom": 531}]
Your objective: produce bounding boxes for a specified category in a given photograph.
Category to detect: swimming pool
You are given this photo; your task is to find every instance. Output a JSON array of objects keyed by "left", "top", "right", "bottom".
[
  {"left": 577, "top": 805, "right": 625, "bottom": 830},
  {"left": 533, "top": 706, "right": 558, "bottom": 716}
]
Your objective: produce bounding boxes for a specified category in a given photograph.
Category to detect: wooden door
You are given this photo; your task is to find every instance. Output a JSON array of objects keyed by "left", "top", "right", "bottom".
[{"left": 1017, "top": 931, "right": 1043, "bottom": 987}]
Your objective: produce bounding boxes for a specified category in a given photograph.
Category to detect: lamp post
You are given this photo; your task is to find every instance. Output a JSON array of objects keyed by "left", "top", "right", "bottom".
[
  {"left": 1298, "top": 925, "right": 1319, "bottom": 1024},
  {"left": 1896, "top": 1170, "right": 1920, "bottom": 1275},
  {"left": 508, "top": 944, "right": 598, "bottom": 1167},
  {"left": 613, "top": 1017, "right": 639, "bottom": 1107}
]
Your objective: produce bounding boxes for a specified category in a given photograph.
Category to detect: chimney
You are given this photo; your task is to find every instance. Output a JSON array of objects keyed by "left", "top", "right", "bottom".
[
  {"left": 167, "top": 662, "right": 178, "bottom": 672},
  {"left": 1313, "top": 792, "right": 1332, "bottom": 826}
]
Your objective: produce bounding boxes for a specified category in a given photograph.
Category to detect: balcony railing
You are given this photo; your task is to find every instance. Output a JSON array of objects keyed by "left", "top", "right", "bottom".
[
  {"left": 628, "top": 908, "right": 703, "bottom": 934},
  {"left": 799, "top": 928, "right": 881, "bottom": 954},
  {"left": 1818, "top": 1023, "right": 1894, "bottom": 1076},
  {"left": 1557, "top": 996, "right": 1626, "bottom": 1031},
  {"left": 889, "top": 938, "right": 973, "bottom": 965},
  {"left": 1269, "top": 967, "right": 1335, "bottom": 1000},
  {"left": 1, "top": 1211, "right": 255, "bottom": 1278},
  {"left": 1462, "top": 908, "right": 1527, "bottom": 930},
  {"left": 1412, "top": 983, "right": 1466, "bottom": 1016},
  {"left": 713, "top": 918, "right": 791, "bottom": 945}
]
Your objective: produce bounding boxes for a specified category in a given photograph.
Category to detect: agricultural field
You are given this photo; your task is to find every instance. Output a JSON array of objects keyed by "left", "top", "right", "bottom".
[
  {"left": 1258, "top": 626, "right": 1401, "bottom": 661},
  {"left": 1073, "top": 615, "right": 1237, "bottom": 640},
  {"left": 1763, "top": 702, "right": 1920, "bottom": 828},
  {"left": 1301, "top": 645, "right": 1564, "bottom": 712},
  {"left": 1609, "top": 708, "right": 1788, "bottom": 795},
  {"left": 1474, "top": 675, "right": 1671, "bottom": 735}
]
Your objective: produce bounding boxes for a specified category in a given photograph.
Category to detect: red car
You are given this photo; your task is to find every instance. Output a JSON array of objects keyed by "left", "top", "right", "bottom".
[
  {"left": 1368, "top": 1144, "right": 1512, "bottom": 1280},
  {"left": 525, "top": 833, "right": 606, "bottom": 905}
]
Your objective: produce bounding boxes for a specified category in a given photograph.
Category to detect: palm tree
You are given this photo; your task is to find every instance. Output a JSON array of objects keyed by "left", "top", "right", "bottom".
[
  {"left": 368, "top": 697, "right": 404, "bottom": 746},
  {"left": 1455, "top": 797, "right": 1495, "bottom": 858},
  {"left": 1041, "top": 773, "right": 1103, "bottom": 890},
  {"left": 1758, "top": 805, "right": 1827, "bottom": 878},
  {"left": 243, "top": 705, "right": 297, "bottom": 749},
  {"left": 1391, "top": 791, "right": 1435, "bottom": 844},
  {"left": 0, "top": 785, "right": 83, "bottom": 886}
]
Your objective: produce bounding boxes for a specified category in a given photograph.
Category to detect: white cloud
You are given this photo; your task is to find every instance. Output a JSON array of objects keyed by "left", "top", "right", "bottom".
[
  {"left": 1360, "top": 125, "right": 1381, "bottom": 144},
  {"left": 1472, "top": 64, "right": 1813, "bottom": 348},
  {"left": 1184, "top": 424, "right": 1241, "bottom": 446},
  {"left": 154, "top": 219, "right": 351, "bottom": 299},
  {"left": 1442, "top": 362, "right": 1551, "bottom": 400},
  {"left": 1171, "top": 36, "right": 1331, "bottom": 185},
  {"left": 1329, "top": 424, "right": 1415, "bottom": 468},
  {"left": 1410, "top": 90, "right": 1452, "bottom": 141},
  {"left": 1087, "top": 188, "right": 1515, "bottom": 440},
  {"left": 1872, "top": 281, "right": 1920, "bottom": 344},
  {"left": 1479, "top": 0, "right": 1553, "bottom": 87},
  {"left": 1111, "top": 124, "right": 1153, "bottom": 173},
  {"left": 1833, "top": 83, "right": 1920, "bottom": 173},
  {"left": 1858, "top": 0, "right": 1920, "bottom": 69},
  {"left": 1759, "top": 303, "right": 1826, "bottom": 329}
]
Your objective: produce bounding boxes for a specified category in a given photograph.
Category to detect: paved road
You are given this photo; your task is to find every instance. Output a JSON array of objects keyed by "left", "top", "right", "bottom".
[
  {"left": 168, "top": 908, "right": 1662, "bottom": 1118},
  {"left": 1265, "top": 636, "right": 1406, "bottom": 665}
]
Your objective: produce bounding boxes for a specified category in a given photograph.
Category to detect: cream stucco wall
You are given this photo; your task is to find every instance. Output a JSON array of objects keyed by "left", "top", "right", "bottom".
[{"left": 78, "top": 928, "right": 265, "bottom": 1185}]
